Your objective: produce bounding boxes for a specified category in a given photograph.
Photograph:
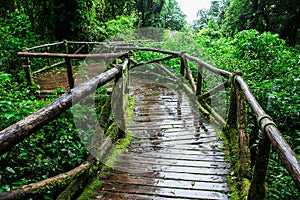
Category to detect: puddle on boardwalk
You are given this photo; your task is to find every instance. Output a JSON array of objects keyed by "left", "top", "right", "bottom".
[{"left": 82, "top": 76, "right": 230, "bottom": 199}]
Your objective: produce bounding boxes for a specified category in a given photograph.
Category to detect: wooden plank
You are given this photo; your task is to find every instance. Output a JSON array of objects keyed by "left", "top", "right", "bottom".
[
  {"left": 104, "top": 175, "right": 229, "bottom": 191},
  {"left": 131, "top": 135, "right": 219, "bottom": 144},
  {"left": 130, "top": 138, "right": 221, "bottom": 147},
  {"left": 100, "top": 182, "right": 229, "bottom": 200},
  {"left": 112, "top": 163, "right": 229, "bottom": 175},
  {"left": 119, "top": 152, "right": 226, "bottom": 162},
  {"left": 127, "top": 125, "right": 215, "bottom": 132},
  {"left": 95, "top": 191, "right": 178, "bottom": 200},
  {"left": 132, "top": 132, "right": 219, "bottom": 141},
  {"left": 128, "top": 147, "right": 226, "bottom": 156},
  {"left": 114, "top": 157, "right": 230, "bottom": 169},
  {"left": 109, "top": 170, "right": 228, "bottom": 183},
  {"left": 128, "top": 142, "right": 225, "bottom": 151}
]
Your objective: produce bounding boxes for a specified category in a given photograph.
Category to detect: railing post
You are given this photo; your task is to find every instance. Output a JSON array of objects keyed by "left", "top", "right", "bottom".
[
  {"left": 22, "top": 48, "right": 34, "bottom": 86},
  {"left": 121, "top": 59, "right": 129, "bottom": 135},
  {"left": 64, "top": 39, "right": 68, "bottom": 54},
  {"left": 196, "top": 64, "right": 203, "bottom": 96},
  {"left": 47, "top": 45, "right": 51, "bottom": 67},
  {"left": 236, "top": 83, "right": 250, "bottom": 177},
  {"left": 225, "top": 72, "right": 251, "bottom": 196},
  {"left": 181, "top": 55, "right": 196, "bottom": 92},
  {"left": 86, "top": 43, "right": 90, "bottom": 54},
  {"left": 226, "top": 86, "right": 237, "bottom": 132},
  {"left": 180, "top": 53, "right": 185, "bottom": 77},
  {"left": 112, "top": 59, "right": 130, "bottom": 138},
  {"left": 65, "top": 58, "right": 74, "bottom": 89},
  {"left": 248, "top": 128, "right": 271, "bottom": 199}
]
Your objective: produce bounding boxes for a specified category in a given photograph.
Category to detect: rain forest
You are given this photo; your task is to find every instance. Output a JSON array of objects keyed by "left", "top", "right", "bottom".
[{"left": 0, "top": 0, "right": 299, "bottom": 199}]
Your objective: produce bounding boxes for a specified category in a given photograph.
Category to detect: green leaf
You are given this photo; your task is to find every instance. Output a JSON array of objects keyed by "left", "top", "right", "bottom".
[{"left": 6, "top": 167, "right": 15, "bottom": 174}]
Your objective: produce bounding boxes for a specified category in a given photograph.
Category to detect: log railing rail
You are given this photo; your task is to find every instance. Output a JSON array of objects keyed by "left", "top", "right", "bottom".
[{"left": 0, "top": 42, "right": 299, "bottom": 199}]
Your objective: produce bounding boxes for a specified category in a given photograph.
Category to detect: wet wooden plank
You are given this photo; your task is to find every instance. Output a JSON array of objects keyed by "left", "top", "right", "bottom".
[
  {"left": 129, "top": 119, "right": 203, "bottom": 126},
  {"left": 95, "top": 191, "right": 181, "bottom": 200},
  {"left": 127, "top": 126, "right": 216, "bottom": 133},
  {"left": 115, "top": 157, "right": 230, "bottom": 168},
  {"left": 112, "top": 163, "right": 230, "bottom": 175},
  {"left": 132, "top": 132, "right": 219, "bottom": 140},
  {"left": 104, "top": 175, "right": 229, "bottom": 191},
  {"left": 109, "top": 170, "right": 228, "bottom": 183},
  {"left": 128, "top": 147, "right": 226, "bottom": 156},
  {"left": 120, "top": 151, "right": 227, "bottom": 161},
  {"left": 133, "top": 113, "right": 199, "bottom": 122},
  {"left": 131, "top": 136, "right": 220, "bottom": 145},
  {"left": 100, "top": 182, "right": 229, "bottom": 200},
  {"left": 128, "top": 142, "right": 225, "bottom": 152},
  {"left": 130, "top": 129, "right": 215, "bottom": 137}
]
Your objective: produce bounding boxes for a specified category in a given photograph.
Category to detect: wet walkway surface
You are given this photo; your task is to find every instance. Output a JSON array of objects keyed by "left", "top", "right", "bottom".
[{"left": 81, "top": 82, "right": 230, "bottom": 199}]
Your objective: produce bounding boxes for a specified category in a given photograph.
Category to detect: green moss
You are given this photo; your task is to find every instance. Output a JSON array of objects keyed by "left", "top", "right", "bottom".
[
  {"left": 241, "top": 178, "right": 251, "bottom": 195},
  {"left": 222, "top": 126, "right": 251, "bottom": 200},
  {"left": 76, "top": 175, "right": 105, "bottom": 200},
  {"left": 77, "top": 94, "right": 135, "bottom": 199},
  {"left": 77, "top": 130, "right": 133, "bottom": 200}
]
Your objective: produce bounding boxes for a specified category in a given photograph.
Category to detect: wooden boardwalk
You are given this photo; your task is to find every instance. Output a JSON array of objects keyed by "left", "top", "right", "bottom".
[{"left": 79, "top": 83, "right": 230, "bottom": 199}]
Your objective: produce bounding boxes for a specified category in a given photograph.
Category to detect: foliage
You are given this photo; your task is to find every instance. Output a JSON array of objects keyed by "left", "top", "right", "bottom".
[
  {"left": 223, "top": 0, "right": 300, "bottom": 45},
  {"left": 103, "top": 0, "right": 136, "bottom": 21},
  {"left": 192, "top": 0, "right": 228, "bottom": 31},
  {"left": 0, "top": 9, "right": 41, "bottom": 77},
  {"left": 0, "top": 72, "right": 37, "bottom": 130},
  {"left": 0, "top": 110, "right": 89, "bottom": 196},
  {"left": 196, "top": 27, "right": 300, "bottom": 199},
  {"left": 104, "top": 16, "right": 135, "bottom": 40},
  {"left": 135, "top": 0, "right": 186, "bottom": 30},
  {"left": 52, "top": 0, "right": 104, "bottom": 41},
  {"left": 0, "top": 71, "right": 88, "bottom": 195}
]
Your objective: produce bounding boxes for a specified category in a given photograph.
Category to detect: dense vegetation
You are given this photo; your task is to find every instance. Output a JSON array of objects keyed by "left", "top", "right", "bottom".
[{"left": 0, "top": 0, "right": 299, "bottom": 199}]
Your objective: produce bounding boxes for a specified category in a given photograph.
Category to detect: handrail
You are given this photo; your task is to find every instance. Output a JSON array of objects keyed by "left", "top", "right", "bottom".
[
  {"left": 235, "top": 75, "right": 300, "bottom": 189},
  {"left": 25, "top": 42, "right": 64, "bottom": 51},
  {"left": 183, "top": 54, "right": 231, "bottom": 78},
  {"left": 24, "top": 40, "right": 156, "bottom": 52},
  {"left": 17, "top": 52, "right": 127, "bottom": 60}
]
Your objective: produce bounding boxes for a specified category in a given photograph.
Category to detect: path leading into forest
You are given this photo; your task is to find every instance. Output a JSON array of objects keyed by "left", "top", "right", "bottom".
[{"left": 78, "top": 81, "right": 230, "bottom": 199}]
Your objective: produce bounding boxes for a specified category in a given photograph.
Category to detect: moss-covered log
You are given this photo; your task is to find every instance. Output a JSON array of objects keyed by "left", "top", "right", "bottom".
[{"left": 0, "top": 161, "right": 92, "bottom": 200}]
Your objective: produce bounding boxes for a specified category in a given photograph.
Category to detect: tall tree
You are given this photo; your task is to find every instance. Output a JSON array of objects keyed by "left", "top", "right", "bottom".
[
  {"left": 15, "top": 0, "right": 104, "bottom": 41},
  {"left": 135, "top": 0, "right": 165, "bottom": 27},
  {"left": 193, "top": 0, "right": 227, "bottom": 31},
  {"left": 53, "top": 0, "right": 102, "bottom": 41},
  {"left": 162, "top": 0, "right": 186, "bottom": 30},
  {"left": 103, "top": 0, "right": 136, "bottom": 21},
  {"left": 223, "top": 0, "right": 300, "bottom": 45},
  {"left": 135, "top": 0, "right": 186, "bottom": 30}
]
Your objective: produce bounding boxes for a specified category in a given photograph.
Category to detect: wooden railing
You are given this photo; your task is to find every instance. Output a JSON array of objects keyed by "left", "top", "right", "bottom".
[
  {"left": 20, "top": 40, "right": 144, "bottom": 89},
  {"left": 0, "top": 42, "right": 299, "bottom": 199}
]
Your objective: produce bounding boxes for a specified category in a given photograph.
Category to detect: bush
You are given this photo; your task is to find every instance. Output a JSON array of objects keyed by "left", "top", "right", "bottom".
[
  {"left": 0, "top": 9, "right": 41, "bottom": 80},
  {"left": 195, "top": 28, "right": 300, "bottom": 199}
]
